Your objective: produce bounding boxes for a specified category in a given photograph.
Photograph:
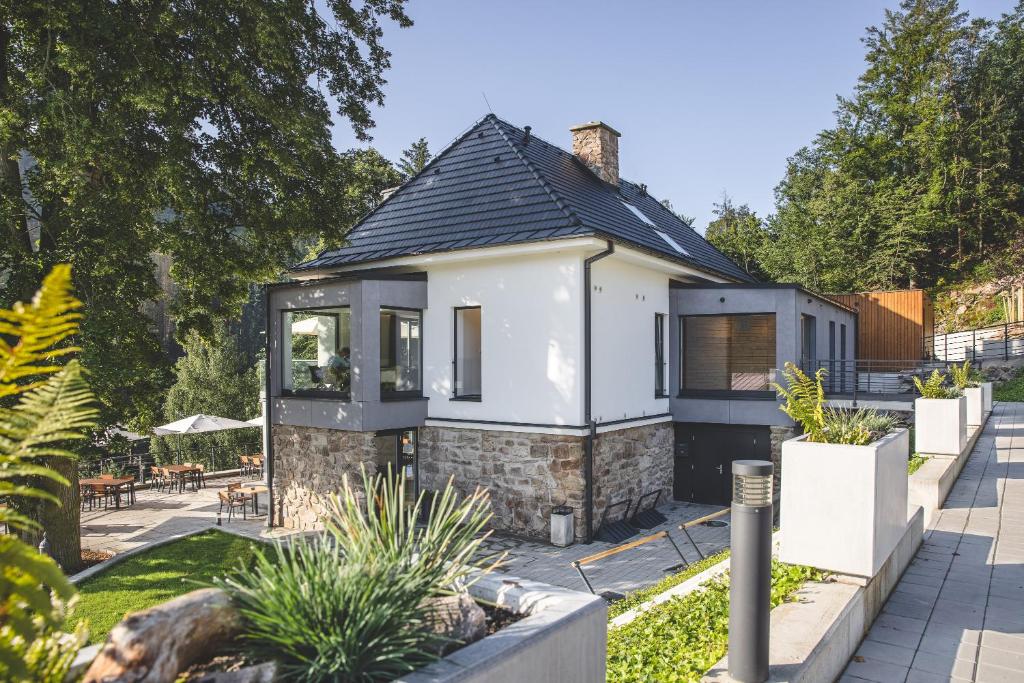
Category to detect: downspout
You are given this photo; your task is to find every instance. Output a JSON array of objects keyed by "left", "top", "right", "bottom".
[
  {"left": 583, "top": 240, "right": 614, "bottom": 544},
  {"left": 263, "top": 284, "right": 276, "bottom": 528}
]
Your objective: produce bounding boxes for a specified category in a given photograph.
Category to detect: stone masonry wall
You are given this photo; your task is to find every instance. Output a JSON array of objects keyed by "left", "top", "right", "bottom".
[
  {"left": 272, "top": 425, "right": 381, "bottom": 531},
  {"left": 592, "top": 422, "right": 674, "bottom": 531},
  {"left": 418, "top": 427, "right": 585, "bottom": 540},
  {"left": 419, "top": 421, "right": 674, "bottom": 542}
]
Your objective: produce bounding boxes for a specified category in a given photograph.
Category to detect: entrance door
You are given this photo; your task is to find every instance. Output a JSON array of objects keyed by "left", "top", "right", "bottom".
[
  {"left": 673, "top": 423, "right": 770, "bottom": 505},
  {"left": 374, "top": 428, "right": 418, "bottom": 507}
]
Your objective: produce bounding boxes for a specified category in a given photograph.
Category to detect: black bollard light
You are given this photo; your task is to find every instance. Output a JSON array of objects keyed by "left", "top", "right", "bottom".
[{"left": 728, "top": 460, "right": 774, "bottom": 683}]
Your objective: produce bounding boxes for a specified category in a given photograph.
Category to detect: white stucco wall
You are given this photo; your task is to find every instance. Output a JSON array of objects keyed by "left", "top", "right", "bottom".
[
  {"left": 423, "top": 250, "right": 585, "bottom": 425},
  {"left": 590, "top": 257, "right": 670, "bottom": 424}
]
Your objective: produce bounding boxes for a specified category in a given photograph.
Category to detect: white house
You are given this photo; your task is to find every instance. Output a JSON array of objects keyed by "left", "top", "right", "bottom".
[{"left": 264, "top": 115, "right": 856, "bottom": 542}]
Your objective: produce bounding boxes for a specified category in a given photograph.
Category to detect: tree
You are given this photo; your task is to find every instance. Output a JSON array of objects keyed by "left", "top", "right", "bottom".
[
  {"left": 397, "top": 137, "right": 432, "bottom": 179},
  {"left": 153, "top": 323, "right": 261, "bottom": 466},
  {"left": 705, "top": 193, "right": 770, "bottom": 279},
  {"left": 764, "top": 0, "right": 1022, "bottom": 292},
  {"left": 0, "top": 1, "right": 412, "bottom": 436}
]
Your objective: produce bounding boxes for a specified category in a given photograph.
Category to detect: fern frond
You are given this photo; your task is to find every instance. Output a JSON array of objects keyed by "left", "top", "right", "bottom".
[{"left": 0, "top": 265, "right": 83, "bottom": 399}]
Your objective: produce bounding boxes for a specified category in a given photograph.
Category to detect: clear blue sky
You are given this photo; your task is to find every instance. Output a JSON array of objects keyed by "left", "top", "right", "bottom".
[{"left": 330, "top": 0, "right": 1016, "bottom": 231}]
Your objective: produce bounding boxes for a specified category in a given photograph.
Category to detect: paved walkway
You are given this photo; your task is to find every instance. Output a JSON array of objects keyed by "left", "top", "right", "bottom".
[
  {"left": 843, "top": 401, "right": 1024, "bottom": 683},
  {"left": 80, "top": 473, "right": 730, "bottom": 594}
]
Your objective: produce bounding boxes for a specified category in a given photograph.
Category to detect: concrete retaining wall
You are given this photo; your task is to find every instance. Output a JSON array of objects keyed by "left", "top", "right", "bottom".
[{"left": 909, "top": 417, "right": 984, "bottom": 527}]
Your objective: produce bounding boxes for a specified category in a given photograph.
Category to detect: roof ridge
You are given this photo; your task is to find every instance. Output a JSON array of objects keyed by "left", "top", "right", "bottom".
[{"left": 487, "top": 118, "right": 582, "bottom": 228}]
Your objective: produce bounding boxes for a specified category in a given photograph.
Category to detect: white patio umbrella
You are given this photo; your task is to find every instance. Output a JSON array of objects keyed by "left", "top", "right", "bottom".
[{"left": 153, "top": 414, "right": 257, "bottom": 435}]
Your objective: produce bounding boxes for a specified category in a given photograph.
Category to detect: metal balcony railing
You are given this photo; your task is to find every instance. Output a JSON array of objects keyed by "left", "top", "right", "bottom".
[
  {"left": 800, "top": 358, "right": 955, "bottom": 403},
  {"left": 925, "top": 321, "right": 1024, "bottom": 362}
]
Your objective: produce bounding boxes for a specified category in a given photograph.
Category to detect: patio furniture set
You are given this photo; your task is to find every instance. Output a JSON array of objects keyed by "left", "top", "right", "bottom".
[
  {"left": 80, "top": 474, "right": 136, "bottom": 511},
  {"left": 217, "top": 481, "right": 268, "bottom": 522}
]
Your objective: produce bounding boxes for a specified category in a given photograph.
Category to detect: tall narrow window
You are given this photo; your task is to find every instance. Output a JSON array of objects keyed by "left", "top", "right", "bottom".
[
  {"left": 801, "top": 314, "right": 817, "bottom": 361},
  {"left": 282, "top": 307, "right": 351, "bottom": 397},
  {"left": 840, "top": 323, "right": 848, "bottom": 393},
  {"left": 454, "top": 307, "right": 482, "bottom": 399},
  {"left": 654, "top": 313, "right": 667, "bottom": 397},
  {"left": 828, "top": 321, "right": 836, "bottom": 392},
  {"left": 380, "top": 308, "right": 422, "bottom": 397}
]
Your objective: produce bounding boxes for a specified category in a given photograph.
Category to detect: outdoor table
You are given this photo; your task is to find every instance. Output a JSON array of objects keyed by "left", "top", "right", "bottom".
[
  {"left": 79, "top": 476, "right": 135, "bottom": 510},
  {"left": 234, "top": 484, "right": 269, "bottom": 516},
  {"left": 162, "top": 465, "right": 202, "bottom": 493}
]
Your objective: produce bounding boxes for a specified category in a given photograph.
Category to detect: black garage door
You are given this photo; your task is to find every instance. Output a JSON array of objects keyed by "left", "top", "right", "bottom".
[{"left": 673, "top": 423, "right": 771, "bottom": 506}]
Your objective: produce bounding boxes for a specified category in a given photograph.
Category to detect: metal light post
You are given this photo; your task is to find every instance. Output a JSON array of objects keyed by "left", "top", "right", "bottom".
[{"left": 728, "top": 460, "right": 774, "bottom": 683}]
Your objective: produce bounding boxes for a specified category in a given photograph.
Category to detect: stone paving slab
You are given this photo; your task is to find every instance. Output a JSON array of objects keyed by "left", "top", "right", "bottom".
[
  {"left": 81, "top": 474, "right": 730, "bottom": 594},
  {"left": 844, "top": 401, "right": 1024, "bottom": 683}
]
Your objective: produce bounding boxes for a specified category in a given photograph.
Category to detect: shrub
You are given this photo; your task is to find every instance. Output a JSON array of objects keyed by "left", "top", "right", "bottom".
[
  {"left": 914, "top": 369, "right": 960, "bottom": 398},
  {"left": 994, "top": 368, "right": 1024, "bottom": 402},
  {"left": 949, "top": 361, "right": 982, "bottom": 390},
  {"left": 217, "top": 469, "right": 499, "bottom": 682},
  {"left": 774, "top": 362, "right": 900, "bottom": 445}
]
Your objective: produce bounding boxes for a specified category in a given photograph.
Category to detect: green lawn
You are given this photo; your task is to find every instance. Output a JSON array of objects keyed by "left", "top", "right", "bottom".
[
  {"left": 70, "top": 530, "right": 266, "bottom": 643},
  {"left": 994, "top": 369, "right": 1024, "bottom": 402},
  {"left": 607, "top": 548, "right": 731, "bottom": 620}
]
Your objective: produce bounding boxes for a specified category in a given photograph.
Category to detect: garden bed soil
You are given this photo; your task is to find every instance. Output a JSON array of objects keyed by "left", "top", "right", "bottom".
[
  {"left": 178, "top": 603, "right": 521, "bottom": 681},
  {"left": 79, "top": 548, "right": 114, "bottom": 570}
]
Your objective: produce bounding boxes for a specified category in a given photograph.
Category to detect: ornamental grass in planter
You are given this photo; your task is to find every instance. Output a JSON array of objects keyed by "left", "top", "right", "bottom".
[
  {"left": 914, "top": 369, "right": 967, "bottom": 455},
  {"left": 775, "top": 363, "right": 909, "bottom": 578},
  {"left": 215, "top": 469, "right": 503, "bottom": 682},
  {"left": 951, "top": 361, "right": 990, "bottom": 427}
]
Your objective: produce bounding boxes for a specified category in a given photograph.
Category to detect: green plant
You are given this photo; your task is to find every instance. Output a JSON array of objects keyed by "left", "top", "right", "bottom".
[
  {"left": 914, "top": 369, "right": 960, "bottom": 399},
  {"left": 774, "top": 362, "right": 827, "bottom": 441},
  {"left": 775, "top": 363, "right": 900, "bottom": 445},
  {"left": 0, "top": 265, "right": 98, "bottom": 681},
  {"left": 218, "top": 470, "right": 499, "bottom": 682},
  {"left": 606, "top": 561, "right": 827, "bottom": 682},
  {"left": 908, "top": 454, "right": 930, "bottom": 475},
  {"left": 949, "top": 361, "right": 983, "bottom": 390},
  {"left": 994, "top": 368, "right": 1024, "bottom": 402}
]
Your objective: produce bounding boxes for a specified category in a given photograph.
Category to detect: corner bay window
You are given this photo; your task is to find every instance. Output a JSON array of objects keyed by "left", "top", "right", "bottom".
[
  {"left": 682, "top": 314, "right": 776, "bottom": 393},
  {"left": 283, "top": 308, "right": 351, "bottom": 396},
  {"left": 380, "top": 308, "right": 422, "bottom": 397},
  {"left": 454, "top": 306, "right": 482, "bottom": 399}
]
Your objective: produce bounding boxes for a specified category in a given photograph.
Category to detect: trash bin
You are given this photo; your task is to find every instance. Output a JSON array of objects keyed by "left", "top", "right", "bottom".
[{"left": 550, "top": 505, "right": 574, "bottom": 547}]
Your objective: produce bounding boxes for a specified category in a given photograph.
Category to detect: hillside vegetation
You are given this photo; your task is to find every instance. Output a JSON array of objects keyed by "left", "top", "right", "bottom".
[{"left": 707, "top": 0, "right": 1024, "bottom": 299}]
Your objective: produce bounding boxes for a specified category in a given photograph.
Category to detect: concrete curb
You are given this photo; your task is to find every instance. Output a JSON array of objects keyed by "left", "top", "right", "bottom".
[{"left": 909, "top": 411, "right": 987, "bottom": 527}]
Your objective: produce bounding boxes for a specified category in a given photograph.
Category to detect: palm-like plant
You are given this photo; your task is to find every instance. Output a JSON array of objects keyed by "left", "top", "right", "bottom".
[{"left": 0, "top": 265, "right": 97, "bottom": 681}]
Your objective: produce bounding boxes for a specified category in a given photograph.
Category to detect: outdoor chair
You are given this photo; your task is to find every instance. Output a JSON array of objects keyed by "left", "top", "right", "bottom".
[
  {"left": 239, "top": 455, "right": 251, "bottom": 477},
  {"left": 218, "top": 490, "right": 248, "bottom": 521},
  {"left": 250, "top": 457, "right": 263, "bottom": 479},
  {"left": 149, "top": 465, "right": 166, "bottom": 492},
  {"left": 160, "top": 467, "right": 176, "bottom": 493},
  {"left": 80, "top": 483, "right": 98, "bottom": 511},
  {"left": 194, "top": 463, "right": 206, "bottom": 488}
]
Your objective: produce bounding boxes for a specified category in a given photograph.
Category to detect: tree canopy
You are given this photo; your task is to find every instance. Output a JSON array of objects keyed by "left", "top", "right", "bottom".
[
  {"left": 397, "top": 137, "right": 431, "bottom": 179},
  {"left": 723, "top": 0, "right": 1024, "bottom": 292},
  {"left": 0, "top": 0, "right": 411, "bottom": 433}
]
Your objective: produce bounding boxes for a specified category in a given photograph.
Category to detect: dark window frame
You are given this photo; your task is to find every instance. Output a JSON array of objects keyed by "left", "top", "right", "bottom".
[
  {"left": 280, "top": 306, "right": 350, "bottom": 401},
  {"left": 655, "top": 313, "right": 667, "bottom": 398},
  {"left": 678, "top": 312, "right": 778, "bottom": 399},
  {"left": 379, "top": 306, "right": 424, "bottom": 401},
  {"left": 452, "top": 305, "right": 482, "bottom": 401}
]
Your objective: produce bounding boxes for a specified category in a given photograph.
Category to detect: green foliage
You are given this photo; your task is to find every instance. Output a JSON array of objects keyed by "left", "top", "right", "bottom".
[
  {"left": 217, "top": 470, "right": 498, "bottom": 682},
  {"left": 397, "top": 137, "right": 432, "bottom": 180},
  {"left": 993, "top": 367, "right": 1024, "bottom": 402},
  {"left": 774, "top": 362, "right": 827, "bottom": 441},
  {"left": 1, "top": 0, "right": 411, "bottom": 436},
  {"left": 0, "top": 266, "right": 97, "bottom": 681},
  {"left": 949, "top": 361, "right": 980, "bottom": 390},
  {"left": 704, "top": 194, "right": 771, "bottom": 279},
  {"left": 775, "top": 362, "right": 900, "bottom": 444},
  {"left": 908, "top": 454, "right": 930, "bottom": 474},
  {"left": 760, "top": 0, "right": 1024, "bottom": 292},
  {"left": 606, "top": 561, "right": 827, "bottom": 683},
  {"left": 68, "top": 530, "right": 266, "bottom": 644},
  {"left": 150, "top": 323, "right": 260, "bottom": 464},
  {"left": 914, "top": 369, "right": 960, "bottom": 398},
  {"left": 607, "top": 549, "right": 731, "bottom": 620}
]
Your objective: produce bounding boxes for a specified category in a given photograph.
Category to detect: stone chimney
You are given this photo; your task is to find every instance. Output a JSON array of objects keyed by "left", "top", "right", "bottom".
[{"left": 570, "top": 121, "right": 621, "bottom": 186}]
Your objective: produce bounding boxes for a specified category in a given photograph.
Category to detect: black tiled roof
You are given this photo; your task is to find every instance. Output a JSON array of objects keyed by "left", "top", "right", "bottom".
[{"left": 293, "top": 115, "right": 754, "bottom": 282}]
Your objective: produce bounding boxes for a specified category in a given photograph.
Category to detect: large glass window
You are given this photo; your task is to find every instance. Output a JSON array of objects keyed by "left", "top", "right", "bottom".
[
  {"left": 682, "top": 314, "right": 776, "bottom": 393},
  {"left": 655, "top": 313, "right": 667, "bottom": 397},
  {"left": 282, "top": 308, "right": 351, "bottom": 396},
  {"left": 380, "top": 308, "right": 422, "bottom": 397},
  {"left": 454, "top": 307, "right": 482, "bottom": 399}
]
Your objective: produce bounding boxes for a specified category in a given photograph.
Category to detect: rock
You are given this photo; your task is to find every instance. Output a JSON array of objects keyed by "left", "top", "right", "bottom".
[
  {"left": 422, "top": 593, "right": 487, "bottom": 653},
  {"left": 196, "top": 661, "right": 279, "bottom": 683},
  {"left": 82, "top": 588, "right": 241, "bottom": 683}
]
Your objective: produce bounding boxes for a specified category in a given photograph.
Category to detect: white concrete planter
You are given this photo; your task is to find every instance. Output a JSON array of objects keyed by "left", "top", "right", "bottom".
[
  {"left": 982, "top": 381, "right": 993, "bottom": 414},
  {"left": 964, "top": 387, "right": 984, "bottom": 427},
  {"left": 779, "top": 428, "right": 909, "bottom": 578},
  {"left": 915, "top": 396, "right": 967, "bottom": 455},
  {"left": 399, "top": 574, "right": 606, "bottom": 683}
]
